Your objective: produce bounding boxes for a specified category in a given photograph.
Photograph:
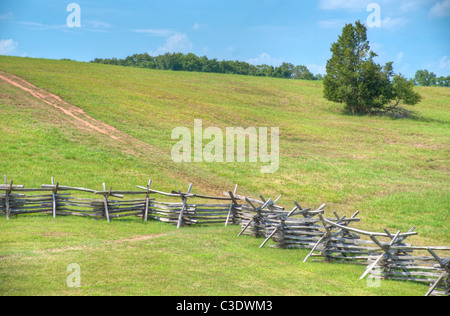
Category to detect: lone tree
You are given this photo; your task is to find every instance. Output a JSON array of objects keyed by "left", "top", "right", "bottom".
[{"left": 323, "top": 21, "right": 421, "bottom": 116}]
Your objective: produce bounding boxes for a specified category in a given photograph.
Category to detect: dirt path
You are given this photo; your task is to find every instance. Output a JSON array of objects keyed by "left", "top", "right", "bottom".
[
  {"left": 0, "top": 70, "right": 121, "bottom": 140},
  {"left": 0, "top": 70, "right": 236, "bottom": 197},
  {"left": 0, "top": 70, "right": 166, "bottom": 159}
]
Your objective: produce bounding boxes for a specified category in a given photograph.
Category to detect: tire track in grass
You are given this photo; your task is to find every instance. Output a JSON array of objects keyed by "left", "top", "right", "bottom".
[{"left": 0, "top": 232, "right": 179, "bottom": 261}]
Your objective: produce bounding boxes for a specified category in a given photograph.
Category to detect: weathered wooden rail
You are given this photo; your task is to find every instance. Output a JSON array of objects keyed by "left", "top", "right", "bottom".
[
  {"left": 252, "top": 206, "right": 449, "bottom": 296},
  {"left": 1, "top": 175, "right": 448, "bottom": 296},
  {"left": 0, "top": 176, "right": 254, "bottom": 228}
]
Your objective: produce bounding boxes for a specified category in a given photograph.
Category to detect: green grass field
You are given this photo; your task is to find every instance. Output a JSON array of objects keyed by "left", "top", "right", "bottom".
[
  {"left": 0, "top": 55, "right": 449, "bottom": 296},
  {"left": 0, "top": 216, "right": 428, "bottom": 296}
]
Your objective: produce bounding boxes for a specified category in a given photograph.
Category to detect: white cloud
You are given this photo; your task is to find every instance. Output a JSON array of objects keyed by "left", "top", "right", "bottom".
[
  {"left": 423, "top": 56, "right": 450, "bottom": 77},
  {"left": 307, "top": 64, "right": 327, "bottom": 75},
  {"left": 133, "top": 29, "right": 175, "bottom": 37},
  {"left": 394, "top": 52, "right": 411, "bottom": 75},
  {"left": 149, "top": 32, "right": 193, "bottom": 55},
  {"left": 318, "top": 0, "right": 438, "bottom": 25},
  {"left": 319, "top": 0, "right": 369, "bottom": 11},
  {"left": 399, "top": 0, "right": 431, "bottom": 12},
  {"left": 19, "top": 21, "right": 68, "bottom": 31},
  {"left": 18, "top": 19, "right": 111, "bottom": 33},
  {"left": 0, "top": 39, "right": 18, "bottom": 55},
  {"left": 192, "top": 23, "right": 200, "bottom": 31},
  {"left": 381, "top": 16, "right": 409, "bottom": 29},
  {"left": 0, "top": 12, "right": 13, "bottom": 20},
  {"left": 430, "top": 0, "right": 450, "bottom": 17},
  {"left": 318, "top": 16, "right": 408, "bottom": 30},
  {"left": 225, "top": 46, "right": 239, "bottom": 56},
  {"left": 319, "top": 0, "right": 436, "bottom": 14},
  {"left": 439, "top": 56, "right": 450, "bottom": 72},
  {"left": 85, "top": 20, "right": 111, "bottom": 29},
  {"left": 246, "top": 53, "right": 283, "bottom": 66},
  {"left": 317, "top": 19, "right": 348, "bottom": 29},
  {"left": 133, "top": 28, "right": 194, "bottom": 55},
  {"left": 77, "top": 20, "right": 112, "bottom": 33}
]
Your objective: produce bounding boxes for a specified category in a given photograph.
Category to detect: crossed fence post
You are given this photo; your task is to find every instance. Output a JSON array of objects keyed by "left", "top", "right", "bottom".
[
  {"left": 176, "top": 183, "right": 193, "bottom": 229},
  {"left": 303, "top": 210, "right": 360, "bottom": 263},
  {"left": 303, "top": 213, "right": 346, "bottom": 263},
  {"left": 51, "top": 177, "right": 59, "bottom": 218},
  {"left": 225, "top": 185, "right": 238, "bottom": 227},
  {"left": 360, "top": 226, "right": 417, "bottom": 280},
  {"left": 258, "top": 204, "right": 307, "bottom": 248},
  {"left": 237, "top": 197, "right": 273, "bottom": 237},
  {"left": 102, "top": 183, "right": 112, "bottom": 223},
  {"left": 144, "top": 179, "right": 152, "bottom": 222},
  {"left": 425, "top": 249, "right": 450, "bottom": 296}
]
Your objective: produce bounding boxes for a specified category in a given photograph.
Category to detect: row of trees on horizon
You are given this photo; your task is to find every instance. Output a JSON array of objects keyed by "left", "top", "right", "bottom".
[
  {"left": 90, "top": 52, "right": 322, "bottom": 80},
  {"left": 90, "top": 52, "right": 449, "bottom": 87},
  {"left": 414, "top": 69, "right": 450, "bottom": 87}
]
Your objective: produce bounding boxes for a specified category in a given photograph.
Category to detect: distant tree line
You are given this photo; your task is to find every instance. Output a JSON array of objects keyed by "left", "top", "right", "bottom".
[
  {"left": 90, "top": 52, "right": 323, "bottom": 80},
  {"left": 414, "top": 70, "right": 450, "bottom": 87}
]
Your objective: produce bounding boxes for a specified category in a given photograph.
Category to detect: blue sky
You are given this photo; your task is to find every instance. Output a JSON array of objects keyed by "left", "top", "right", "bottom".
[{"left": 1, "top": 0, "right": 449, "bottom": 78}]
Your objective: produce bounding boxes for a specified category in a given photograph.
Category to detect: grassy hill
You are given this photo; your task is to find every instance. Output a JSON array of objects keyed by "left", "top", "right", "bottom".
[{"left": 0, "top": 55, "right": 449, "bottom": 295}]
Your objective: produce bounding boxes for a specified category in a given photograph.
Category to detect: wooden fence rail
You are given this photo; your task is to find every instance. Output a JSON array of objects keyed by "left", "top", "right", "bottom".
[
  {"left": 233, "top": 196, "right": 449, "bottom": 297},
  {"left": 1, "top": 175, "right": 448, "bottom": 296},
  {"left": 0, "top": 177, "right": 257, "bottom": 228}
]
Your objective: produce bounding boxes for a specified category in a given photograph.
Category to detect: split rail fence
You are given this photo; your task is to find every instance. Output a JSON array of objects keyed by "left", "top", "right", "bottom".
[
  {"left": 0, "top": 177, "right": 244, "bottom": 228},
  {"left": 246, "top": 203, "right": 449, "bottom": 297},
  {"left": 1, "top": 176, "right": 448, "bottom": 296}
]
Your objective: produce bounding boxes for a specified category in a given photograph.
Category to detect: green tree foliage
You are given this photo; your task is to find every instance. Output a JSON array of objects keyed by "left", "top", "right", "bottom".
[
  {"left": 91, "top": 53, "right": 321, "bottom": 81},
  {"left": 323, "top": 21, "right": 421, "bottom": 116},
  {"left": 436, "top": 76, "right": 450, "bottom": 87},
  {"left": 414, "top": 70, "right": 450, "bottom": 87},
  {"left": 292, "top": 65, "right": 316, "bottom": 80},
  {"left": 414, "top": 70, "right": 436, "bottom": 86}
]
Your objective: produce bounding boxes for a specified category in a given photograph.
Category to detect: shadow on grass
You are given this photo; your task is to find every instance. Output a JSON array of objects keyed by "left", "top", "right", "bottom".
[{"left": 336, "top": 106, "right": 449, "bottom": 124}]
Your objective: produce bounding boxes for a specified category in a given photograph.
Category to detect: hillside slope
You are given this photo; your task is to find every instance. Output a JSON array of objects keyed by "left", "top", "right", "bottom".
[{"left": 0, "top": 56, "right": 449, "bottom": 245}]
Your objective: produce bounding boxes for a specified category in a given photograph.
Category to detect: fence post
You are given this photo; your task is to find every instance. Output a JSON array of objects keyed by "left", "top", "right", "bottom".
[
  {"left": 225, "top": 184, "right": 238, "bottom": 226},
  {"left": 51, "top": 177, "right": 59, "bottom": 218},
  {"left": 303, "top": 212, "right": 347, "bottom": 263},
  {"left": 259, "top": 204, "right": 299, "bottom": 248},
  {"left": 4, "top": 176, "right": 11, "bottom": 220},
  {"left": 237, "top": 197, "right": 272, "bottom": 237},
  {"left": 177, "top": 183, "right": 193, "bottom": 229},
  {"left": 425, "top": 249, "right": 450, "bottom": 296},
  {"left": 102, "top": 183, "right": 111, "bottom": 223},
  {"left": 144, "top": 179, "right": 152, "bottom": 222}
]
